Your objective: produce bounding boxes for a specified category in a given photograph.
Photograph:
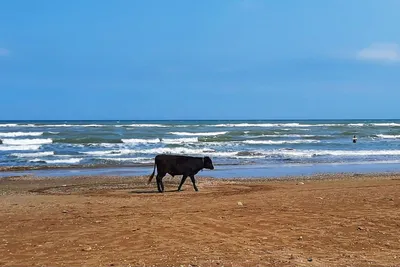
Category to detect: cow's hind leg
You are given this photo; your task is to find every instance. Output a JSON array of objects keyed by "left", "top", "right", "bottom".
[
  {"left": 156, "top": 173, "right": 165, "bottom": 193},
  {"left": 177, "top": 175, "right": 188, "bottom": 191},
  {"left": 189, "top": 175, "right": 199, "bottom": 192}
]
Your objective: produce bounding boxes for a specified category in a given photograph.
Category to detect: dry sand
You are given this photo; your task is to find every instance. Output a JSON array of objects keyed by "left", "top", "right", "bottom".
[{"left": 1, "top": 173, "right": 400, "bottom": 267}]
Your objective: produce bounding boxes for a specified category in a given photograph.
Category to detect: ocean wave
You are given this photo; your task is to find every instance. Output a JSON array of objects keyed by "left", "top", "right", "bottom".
[
  {"left": 97, "top": 157, "right": 153, "bottom": 163},
  {"left": 209, "top": 123, "right": 365, "bottom": 128},
  {"left": 1, "top": 138, "right": 53, "bottom": 145},
  {"left": 10, "top": 151, "right": 54, "bottom": 158},
  {"left": 88, "top": 147, "right": 216, "bottom": 156},
  {"left": 121, "top": 137, "right": 199, "bottom": 145},
  {"left": 137, "top": 147, "right": 214, "bottom": 155},
  {"left": 210, "top": 149, "right": 400, "bottom": 159},
  {"left": 0, "top": 132, "right": 43, "bottom": 137},
  {"left": 212, "top": 123, "right": 313, "bottom": 128},
  {"left": 169, "top": 131, "right": 227, "bottom": 136},
  {"left": 41, "top": 124, "right": 105, "bottom": 127},
  {"left": 123, "top": 124, "right": 167, "bottom": 128},
  {"left": 347, "top": 123, "right": 364, "bottom": 127},
  {"left": 81, "top": 150, "right": 121, "bottom": 156},
  {"left": 163, "top": 138, "right": 198, "bottom": 144},
  {"left": 122, "top": 138, "right": 160, "bottom": 144},
  {"left": 0, "top": 145, "right": 41, "bottom": 151},
  {"left": 243, "top": 139, "right": 320, "bottom": 145},
  {"left": 265, "top": 149, "right": 400, "bottom": 158},
  {"left": 0, "top": 124, "right": 19, "bottom": 127},
  {"left": 376, "top": 134, "right": 400, "bottom": 139},
  {"left": 29, "top": 158, "right": 82, "bottom": 164},
  {"left": 372, "top": 123, "right": 400, "bottom": 127},
  {"left": 254, "top": 134, "right": 320, "bottom": 138},
  {"left": 0, "top": 123, "right": 37, "bottom": 127},
  {"left": 208, "top": 122, "right": 400, "bottom": 128},
  {"left": 55, "top": 137, "right": 123, "bottom": 144}
]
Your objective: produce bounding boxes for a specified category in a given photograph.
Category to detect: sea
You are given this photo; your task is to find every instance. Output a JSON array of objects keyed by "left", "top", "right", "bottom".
[{"left": 2, "top": 120, "right": 400, "bottom": 177}]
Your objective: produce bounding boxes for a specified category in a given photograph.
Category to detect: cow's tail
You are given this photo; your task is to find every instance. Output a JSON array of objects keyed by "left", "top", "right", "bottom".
[{"left": 147, "top": 160, "right": 157, "bottom": 184}]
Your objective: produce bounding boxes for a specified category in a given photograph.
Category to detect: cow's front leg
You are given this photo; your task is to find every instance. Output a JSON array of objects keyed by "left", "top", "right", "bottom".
[
  {"left": 189, "top": 175, "right": 199, "bottom": 192},
  {"left": 177, "top": 175, "right": 188, "bottom": 191}
]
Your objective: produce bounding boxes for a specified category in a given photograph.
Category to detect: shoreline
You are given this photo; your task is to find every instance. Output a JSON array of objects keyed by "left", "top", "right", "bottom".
[{"left": 3, "top": 160, "right": 400, "bottom": 179}]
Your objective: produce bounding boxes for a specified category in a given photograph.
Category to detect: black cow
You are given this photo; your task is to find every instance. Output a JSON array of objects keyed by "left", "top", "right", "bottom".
[{"left": 148, "top": 154, "right": 214, "bottom": 193}]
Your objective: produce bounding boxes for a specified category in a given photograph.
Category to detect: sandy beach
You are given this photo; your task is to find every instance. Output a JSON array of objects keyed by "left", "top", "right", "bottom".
[{"left": 1, "top": 173, "right": 400, "bottom": 267}]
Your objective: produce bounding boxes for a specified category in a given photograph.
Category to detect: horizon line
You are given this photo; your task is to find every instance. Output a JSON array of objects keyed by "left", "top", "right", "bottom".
[{"left": 1, "top": 118, "right": 400, "bottom": 122}]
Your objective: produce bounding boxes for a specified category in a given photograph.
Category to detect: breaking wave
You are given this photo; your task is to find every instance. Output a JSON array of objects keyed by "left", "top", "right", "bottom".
[
  {"left": 243, "top": 139, "right": 320, "bottom": 145},
  {"left": 0, "top": 145, "right": 41, "bottom": 151},
  {"left": 11, "top": 151, "right": 55, "bottom": 158},
  {"left": 29, "top": 158, "right": 82, "bottom": 164},
  {"left": 1, "top": 138, "right": 52, "bottom": 145},
  {"left": 376, "top": 134, "right": 400, "bottom": 139},
  {"left": 54, "top": 137, "right": 123, "bottom": 144},
  {"left": 169, "top": 131, "right": 227, "bottom": 136},
  {"left": 122, "top": 138, "right": 160, "bottom": 144},
  {"left": 122, "top": 138, "right": 199, "bottom": 144},
  {"left": 0, "top": 132, "right": 43, "bottom": 137},
  {"left": 96, "top": 157, "right": 153, "bottom": 163}
]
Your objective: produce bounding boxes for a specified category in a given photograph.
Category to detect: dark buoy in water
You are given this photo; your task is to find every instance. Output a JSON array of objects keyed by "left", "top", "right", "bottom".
[{"left": 353, "top": 135, "right": 357, "bottom": 143}]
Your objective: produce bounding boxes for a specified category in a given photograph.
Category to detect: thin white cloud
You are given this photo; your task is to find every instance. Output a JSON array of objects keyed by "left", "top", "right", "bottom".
[
  {"left": 0, "top": 48, "right": 10, "bottom": 56},
  {"left": 357, "top": 43, "right": 400, "bottom": 62}
]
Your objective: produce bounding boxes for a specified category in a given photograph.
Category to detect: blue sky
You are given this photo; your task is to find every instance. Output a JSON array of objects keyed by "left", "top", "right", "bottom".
[{"left": 1, "top": 0, "right": 400, "bottom": 120}]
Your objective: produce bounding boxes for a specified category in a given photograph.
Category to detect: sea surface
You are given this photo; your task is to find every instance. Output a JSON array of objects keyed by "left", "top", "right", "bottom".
[{"left": 1, "top": 120, "right": 400, "bottom": 175}]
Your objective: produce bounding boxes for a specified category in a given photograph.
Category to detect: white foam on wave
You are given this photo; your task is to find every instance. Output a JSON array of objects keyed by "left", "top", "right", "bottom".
[
  {"left": 122, "top": 138, "right": 160, "bottom": 144},
  {"left": 211, "top": 122, "right": 369, "bottom": 128},
  {"left": 0, "top": 132, "right": 43, "bottom": 137},
  {"left": 1, "top": 138, "right": 52, "bottom": 145},
  {"left": 255, "top": 134, "right": 319, "bottom": 138},
  {"left": 0, "top": 124, "right": 19, "bottom": 127},
  {"left": 243, "top": 139, "right": 320, "bottom": 145},
  {"left": 11, "top": 151, "right": 54, "bottom": 158},
  {"left": 97, "top": 147, "right": 216, "bottom": 156},
  {"left": 162, "top": 138, "right": 198, "bottom": 144},
  {"left": 121, "top": 137, "right": 199, "bottom": 145},
  {"left": 124, "top": 124, "right": 167, "bottom": 128},
  {"left": 32, "top": 124, "right": 105, "bottom": 128},
  {"left": 212, "top": 123, "right": 312, "bottom": 128},
  {"left": 29, "top": 158, "right": 82, "bottom": 164},
  {"left": 0, "top": 145, "right": 41, "bottom": 151},
  {"left": 169, "top": 131, "right": 227, "bottom": 136},
  {"left": 377, "top": 134, "right": 400, "bottom": 139},
  {"left": 208, "top": 122, "right": 400, "bottom": 128},
  {"left": 267, "top": 149, "right": 400, "bottom": 158},
  {"left": 98, "top": 157, "right": 153, "bottom": 163},
  {"left": 81, "top": 150, "right": 119, "bottom": 156},
  {"left": 92, "top": 143, "right": 121, "bottom": 148},
  {"left": 0, "top": 124, "right": 39, "bottom": 127},
  {"left": 372, "top": 123, "right": 400, "bottom": 127},
  {"left": 137, "top": 147, "right": 213, "bottom": 155},
  {"left": 348, "top": 123, "right": 364, "bottom": 127}
]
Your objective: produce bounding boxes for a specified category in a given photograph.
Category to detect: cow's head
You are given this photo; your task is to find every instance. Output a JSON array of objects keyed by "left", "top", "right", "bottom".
[{"left": 203, "top": 156, "right": 214, "bottom": 170}]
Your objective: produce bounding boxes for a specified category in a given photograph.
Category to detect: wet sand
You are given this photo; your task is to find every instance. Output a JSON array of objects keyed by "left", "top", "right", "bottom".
[{"left": 1, "top": 174, "right": 400, "bottom": 267}]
